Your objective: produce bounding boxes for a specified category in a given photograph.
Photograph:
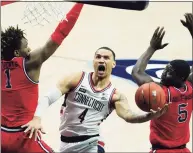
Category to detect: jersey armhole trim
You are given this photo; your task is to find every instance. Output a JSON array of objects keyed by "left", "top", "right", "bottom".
[
  {"left": 23, "top": 58, "right": 39, "bottom": 84},
  {"left": 186, "top": 81, "right": 193, "bottom": 89},
  {"left": 167, "top": 88, "right": 171, "bottom": 103},
  {"left": 71, "top": 71, "right": 85, "bottom": 92},
  {"left": 108, "top": 88, "right": 116, "bottom": 113},
  {"left": 62, "top": 93, "right": 68, "bottom": 107}
]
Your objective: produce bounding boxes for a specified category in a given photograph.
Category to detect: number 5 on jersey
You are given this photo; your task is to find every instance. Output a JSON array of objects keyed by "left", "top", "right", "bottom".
[
  {"left": 78, "top": 108, "right": 88, "bottom": 123},
  {"left": 178, "top": 103, "right": 188, "bottom": 123}
]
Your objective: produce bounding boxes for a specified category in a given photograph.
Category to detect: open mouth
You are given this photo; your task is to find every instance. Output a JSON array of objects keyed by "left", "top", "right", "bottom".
[{"left": 98, "top": 65, "right": 105, "bottom": 75}]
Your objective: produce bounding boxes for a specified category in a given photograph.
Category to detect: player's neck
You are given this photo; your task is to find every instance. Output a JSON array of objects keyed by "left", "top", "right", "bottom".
[{"left": 92, "top": 72, "right": 111, "bottom": 89}]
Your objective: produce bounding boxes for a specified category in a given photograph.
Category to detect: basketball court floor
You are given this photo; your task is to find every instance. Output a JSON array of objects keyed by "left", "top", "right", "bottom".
[{"left": 1, "top": 1, "right": 192, "bottom": 152}]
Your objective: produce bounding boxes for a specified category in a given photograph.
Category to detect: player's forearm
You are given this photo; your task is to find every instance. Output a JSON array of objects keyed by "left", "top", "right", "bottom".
[
  {"left": 132, "top": 46, "right": 155, "bottom": 74},
  {"left": 38, "top": 4, "right": 83, "bottom": 64},
  {"left": 34, "top": 86, "right": 62, "bottom": 118},
  {"left": 51, "top": 3, "right": 83, "bottom": 45},
  {"left": 40, "top": 39, "right": 60, "bottom": 62},
  {"left": 125, "top": 112, "right": 153, "bottom": 123}
]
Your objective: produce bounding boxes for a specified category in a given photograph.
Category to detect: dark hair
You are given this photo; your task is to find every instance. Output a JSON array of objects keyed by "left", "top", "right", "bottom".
[
  {"left": 1, "top": 26, "right": 25, "bottom": 61},
  {"left": 96, "top": 46, "right": 116, "bottom": 61},
  {"left": 170, "top": 59, "right": 190, "bottom": 81}
]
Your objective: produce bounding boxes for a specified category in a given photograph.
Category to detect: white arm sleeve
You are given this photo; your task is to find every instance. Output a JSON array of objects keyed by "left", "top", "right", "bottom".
[{"left": 34, "top": 86, "right": 62, "bottom": 117}]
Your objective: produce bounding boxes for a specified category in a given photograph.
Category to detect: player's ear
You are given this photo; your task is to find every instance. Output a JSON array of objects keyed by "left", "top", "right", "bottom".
[
  {"left": 112, "top": 61, "right": 116, "bottom": 68},
  {"left": 14, "top": 50, "right": 20, "bottom": 57}
]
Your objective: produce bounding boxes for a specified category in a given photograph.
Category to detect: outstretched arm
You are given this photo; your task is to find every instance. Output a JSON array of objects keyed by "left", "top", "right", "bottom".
[
  {"left": 132, "top": 27, "right": 168, "bottom": 86},
  {"left": 113, "top": 90, "right": 168, "bottom": 123},
  {"left": 26, "top": 3, "right": 84, "bottom": 68},
  {"left": 34, "top": 71, "right": 84, "bottom": 117},
  {"left": 181, "top": 13, "right": 193, "bottom": 85},
  {"left": 21, "top": 71, "right": 83, "bottom": 139}
]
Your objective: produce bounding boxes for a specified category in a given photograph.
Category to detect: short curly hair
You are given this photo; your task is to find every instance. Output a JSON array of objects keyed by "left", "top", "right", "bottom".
[
  {"left": 170, "top": 59, "right": 190, "bottom": 81},
  {"left": 1, "top": 26, "right": 25, "bottom": 61}
]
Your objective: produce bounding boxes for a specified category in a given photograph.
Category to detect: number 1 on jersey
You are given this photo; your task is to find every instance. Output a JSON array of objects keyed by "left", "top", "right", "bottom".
[
  {"left": 78, "top": 108, "right": 88, "bottom": 123},
  {"left": 5, "top": 69, "right": 12, "bottom": 88}
]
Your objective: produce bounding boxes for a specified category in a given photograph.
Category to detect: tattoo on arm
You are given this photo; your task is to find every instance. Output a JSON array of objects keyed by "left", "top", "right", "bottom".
[{"left": 118, "top": 93, "right": 151, "bottom": 123}]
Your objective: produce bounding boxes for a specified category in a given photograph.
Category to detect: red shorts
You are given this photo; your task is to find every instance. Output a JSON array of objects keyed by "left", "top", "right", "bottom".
[
  {"left": 1, "top": 126, "right": 54, "bottom": 153},
  {"left": 150, "top": 148, "right": 191, "bottom": 153}
]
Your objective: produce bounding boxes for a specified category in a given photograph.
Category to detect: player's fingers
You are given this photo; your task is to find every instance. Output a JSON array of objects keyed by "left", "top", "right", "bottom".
[
  {"left": 185, "top": 14, "right": 190, "bottom": 23},
  {"left": 187, "top": 14, "right": 193, "bottom": 23},
  {"left": 21, "top": 123, "right": 29, "bottom": 128},
  {"left": 162, "top": 104, "right": 169, "bottom": 112},
  {"left": 34, "top": 130, "right": 38, "bottom": 141},
  {"left": 40, "top": 127, "right": 46, "bottom": 134},
  {"left": 164, "top": 104, "right": 169, "bottom": 108},
  {"left": 160, "top": 31, "right": 165, "bottom": 40},
  {"left": 161, "top": 43, "right": 169, "bottom": 49},
  {"left": 189, "top": 13, "right": 193, "bottom": 21},
  {"left": 157, "top": 27, "right": 164, "bottom": 38},
  {"left": 150, "top": 109, "right": 156, "bottom": 113},
  {"left": 24, "top": 126, "right": 31, "bottom": 133},
  {"left": 152, "top": 27, "right": 160, "bottom": 38},
  {"left": 180, "top": 20, "right": 187, "bottom": 27},
  {"left": 188, "top": 13, "right": 193, "bottom": 22},
  {"left": 29, "top": 128, "right": 35, "bottom": 139}
]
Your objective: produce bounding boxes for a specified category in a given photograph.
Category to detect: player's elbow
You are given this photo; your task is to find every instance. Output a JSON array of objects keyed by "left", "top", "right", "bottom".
[
  {"left": 131, "top": 66, "right": 141, "bottom": 76},
  {"left": 125, "top": 116, "right": 139, "bottom": 123},
  {"left": 131, "top": 68, "right": 142, "bottom": 82}
]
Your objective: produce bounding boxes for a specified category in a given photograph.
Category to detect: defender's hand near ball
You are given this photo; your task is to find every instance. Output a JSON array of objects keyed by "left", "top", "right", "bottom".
[{"left": 148, "top": 102, "right": 171, "bottom": 119}]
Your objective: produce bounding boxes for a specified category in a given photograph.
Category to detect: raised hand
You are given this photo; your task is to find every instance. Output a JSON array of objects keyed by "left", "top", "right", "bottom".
[
  {"left": 181, "top": 13, "right": 193, "bottom": 37},
  {"left": 150, "top": 27, "right": 169, "bottom": 50}
]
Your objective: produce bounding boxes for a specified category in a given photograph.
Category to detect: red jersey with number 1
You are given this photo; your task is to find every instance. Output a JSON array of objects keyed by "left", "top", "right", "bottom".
[
  {"left": 150, "top": 81, "right": 193, "bottom": 148},
  {"left": 1, "top": 57, "right": 39, "bottom": 127}
]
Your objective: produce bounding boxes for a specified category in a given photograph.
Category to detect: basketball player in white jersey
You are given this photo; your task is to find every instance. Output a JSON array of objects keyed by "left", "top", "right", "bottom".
[{"left": 23, "top": 47, "right": 168, "bottom": 152}]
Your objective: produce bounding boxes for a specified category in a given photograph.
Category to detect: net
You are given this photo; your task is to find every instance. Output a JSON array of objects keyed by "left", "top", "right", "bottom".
[
  {"left": 20, "top": 1, "right": 149, "bottom": 27},
  {"left": 21, "top": 2, "right": 72, "bottom": 27}
]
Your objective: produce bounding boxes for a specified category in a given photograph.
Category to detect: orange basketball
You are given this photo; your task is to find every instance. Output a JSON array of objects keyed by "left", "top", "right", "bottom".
[{"left": 135, "top": 82, "right": 166, "bottom": 112}]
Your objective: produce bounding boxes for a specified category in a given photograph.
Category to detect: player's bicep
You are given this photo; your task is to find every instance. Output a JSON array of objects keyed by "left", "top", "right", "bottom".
[
  {"left": 57, "top": 71, "right": 84, "bottom": 95},
  {"left": 132, "top": 71, "right": 154, "bottom": 86}
]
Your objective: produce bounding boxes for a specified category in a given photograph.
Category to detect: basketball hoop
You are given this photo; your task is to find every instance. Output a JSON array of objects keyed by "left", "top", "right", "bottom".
[{"left": 21, "top": 1, "right": 149, "bottom": 27}]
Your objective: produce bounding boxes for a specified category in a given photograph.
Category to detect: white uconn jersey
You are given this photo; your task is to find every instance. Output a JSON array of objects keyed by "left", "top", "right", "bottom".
[{"left": 60, "top": 72, "right": 115, "bottom": 136}]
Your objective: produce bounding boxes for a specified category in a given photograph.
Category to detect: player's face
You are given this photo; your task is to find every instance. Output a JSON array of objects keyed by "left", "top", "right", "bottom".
[
  {"left": 160, "top": 64, "right": 179, "bottom": 86},
  {"left": 93, "top": 49, "right": 116, "bottom": 78},
  {"left": 15, "top": 38, "right": 31, "bottom": 58}
]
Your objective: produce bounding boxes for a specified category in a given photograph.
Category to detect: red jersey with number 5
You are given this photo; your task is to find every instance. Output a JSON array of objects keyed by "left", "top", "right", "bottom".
[
  {"left": 150, "top": 81, "right": 193, "bottom": 148},
  {"left": 1, "top": 57, "right": 39, "bottom": 127}
]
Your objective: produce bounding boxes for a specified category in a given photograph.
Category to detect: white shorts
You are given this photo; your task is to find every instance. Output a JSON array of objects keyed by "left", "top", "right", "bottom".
[{"left": 59, "top": 136, "right": 105, "bottom": 153}]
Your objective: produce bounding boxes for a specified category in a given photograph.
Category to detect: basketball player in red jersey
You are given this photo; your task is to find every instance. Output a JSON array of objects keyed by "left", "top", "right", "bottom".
[
  {"left": 132, "top": 13, "right": 193, "bottom": 153},
  {"left": 1, "top": 3, "right": 84, "bottom": 153}
]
